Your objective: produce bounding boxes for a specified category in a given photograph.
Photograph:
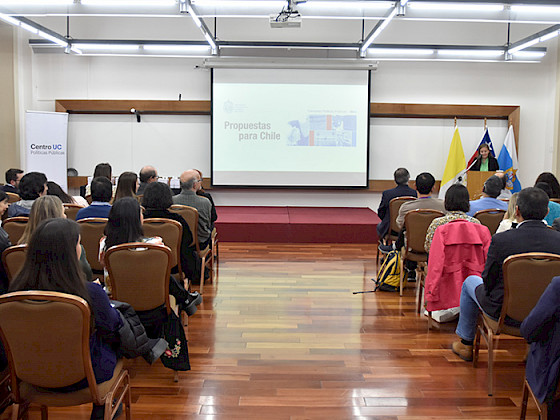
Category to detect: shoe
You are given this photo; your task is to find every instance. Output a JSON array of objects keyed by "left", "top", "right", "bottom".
[
  {"left": 406, "top": 270, "right": 416, "bottom": 283},
  {"left": 378, "top": 243, "right": 395, "bottom": 254},
  {"left": 91, "top": 402, "right": 122, "bottom": 420},
  {"left": 180, "top": 291, "right": 202, "bottom": 316},
  {"left": 452, "top": 340, "right": 473, "bottom": 362}
]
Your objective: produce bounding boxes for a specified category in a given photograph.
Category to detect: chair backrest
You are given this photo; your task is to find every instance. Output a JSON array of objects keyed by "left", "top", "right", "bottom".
[
  {"left": 5, "top": 193, "right": 20, "bottom": 204},
  {"left": 170, "top": 205, "right": 199, "bottom": 249},
  {"left": 77, "top": 218, "right": 108, "bottom": 272},
  {"left": 499, "top": 252, "right": 560, "bottom": 331},
  {"left": 142, "top": 218, "right": 182, "bottom": 270},
  {"left": 0, "top": 291, "right": 103, "bottom": 403},
  {"left": 104, "top": 243, "right": 172, "bottom": 313},
  {"left": 474, "top": 209, "right": 506, "bottom": 235},
  {"left": 551, "top": 198, "right": 560, "bottom": 204},
  {"left": 389, "top": 196, "right": 416, "bottom": 236},
  {"left": 404, "top": 209, "right": 445, "bottom": 253},
  {"left": 1, "top": 245, "right": 27, "bottom": 283},
  {"left": 63, "top": 203, "right": 83, "bottom": 221},
  {"left": 2, "top": 217, "right": 28, "bottom": 245}
]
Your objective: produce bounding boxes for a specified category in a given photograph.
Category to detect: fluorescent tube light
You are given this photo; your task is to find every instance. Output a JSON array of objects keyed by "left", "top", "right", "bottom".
[
  {"left": 192, "top": 0, "right": 285, "bottom": 6},
  {"left": 0, "top": 13, "right": 20, "bottom": 26},
  {"left": 400, "top": 0, "right": 409, "bottom": 5},
  {"left": 188, "top": 5, "right": 203, "bottom": 27},
  {"left": 300, "top": 1, "right": 393, "bottom": 11},
  {"left": 204, "top": 32, "right": 217, "bottom": 50},
  {"left": 408, "top": 2, "right": 504, "bottom": 12},
  {"left": 437, "top": 49, "right": 504, "bottom": 57},
  {"left": 512, "top": 50, "right": 547, "bottom": 59},
  {"left": 38, "top": 31, "right": 68, "bottom": 47},
  {"left": 510, "top": 5, "right": 560, "bottom": 14},
  {"left": 81, "top": 0, "right": 176, "bottom": 5},
  {"left": 361, "top": 7, "right": 398, "bottom": 53},
  {"left": 367, "top": 48, "right": 434, "bottom": 55},
  {"left": 0, "top": 0, "right": 73, "bottom": 4},
  {"left": 19, "top": 22, "right": 39, "bottom": 34},
  {"left": 73, "top": 43, "right": 140, "bottom": 50},
  {"left": 540, "top": 31, "right": 560, "bottom": 42},
  {"left": 508, "top": 38, "right": 540, "bottom": 54},
  {"left": 143, "top": 44, "right": 210, "bottom": 52}
]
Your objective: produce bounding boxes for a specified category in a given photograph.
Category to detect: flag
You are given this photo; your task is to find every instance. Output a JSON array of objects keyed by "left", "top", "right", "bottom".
[
  {"left": 497, "top": 125, "right": 521, "bottom": 193},
  {"left": 439, "top": 127, "right": 466, "bottom": 199},
  {"left": 467, "top": 128, "right": 495, "bottom": 169}
]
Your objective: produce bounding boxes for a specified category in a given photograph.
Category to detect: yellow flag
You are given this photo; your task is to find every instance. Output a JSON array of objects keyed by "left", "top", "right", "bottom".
[{"left": 439, "top": 127, "right": 466, "bottom": 199}]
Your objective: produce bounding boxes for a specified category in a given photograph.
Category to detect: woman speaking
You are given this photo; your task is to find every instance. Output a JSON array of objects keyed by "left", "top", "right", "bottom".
[{"left": 470, "top": 144, "right": 499, "bottom": 171}]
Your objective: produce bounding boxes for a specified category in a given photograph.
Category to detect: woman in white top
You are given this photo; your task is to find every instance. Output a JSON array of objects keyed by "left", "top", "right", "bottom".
[{"left": 496, "top": 192, "right": 519, "bottom": 234}]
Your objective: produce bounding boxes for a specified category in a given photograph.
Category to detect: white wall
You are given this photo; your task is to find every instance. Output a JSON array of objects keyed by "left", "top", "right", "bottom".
[{"left": 12, "top": 17, "right": 559, "bottom": 210}]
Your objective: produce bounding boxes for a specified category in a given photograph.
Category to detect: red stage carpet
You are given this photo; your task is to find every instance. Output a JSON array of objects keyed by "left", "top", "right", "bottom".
[{"left": 215, "top": 206, "right": 380, "bottom": 243}]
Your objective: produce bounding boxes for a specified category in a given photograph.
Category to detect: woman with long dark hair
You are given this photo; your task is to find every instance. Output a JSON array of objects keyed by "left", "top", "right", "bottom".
[
  {"left": 47, "top": 180, "right": 88, "bottom": 207},
  {"left": 535, "top": 172, "right": 560, "bottom": 199},
  {"left": 9, "top": 218, "right": 122, "bottom": 419},
  {"left": 114, "top": 172, "right": 139, "bottom": 203},
  {"left": 470, "top": 144, "right": 499, "bottom": 172},
  {"left": 100, "top": 197, "right": 201, "bottom": 315}
]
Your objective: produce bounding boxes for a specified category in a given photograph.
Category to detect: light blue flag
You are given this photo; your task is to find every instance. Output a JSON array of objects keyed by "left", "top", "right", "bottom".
[{"left": 497, "top": 126, "right": 521, "bottom": 193}]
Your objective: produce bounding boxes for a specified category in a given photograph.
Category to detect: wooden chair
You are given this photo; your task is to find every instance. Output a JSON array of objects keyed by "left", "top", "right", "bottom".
[
  {"left": 0, "top": 291, "right": 131, "bottom": 420},
  {"left": 5, "top": 193, "right": 20, "bottom": 204},
  {"left": 170, "top": 205, "right": 212, "bottom": 294},
  {"left": 1, "top": 245, "right": 27, "bottom": 283},
  {"left": 211, "top": 227, "right": 219, "bottom": 270},
  {"left": 77, "top": 218, "right": 108, "bottom": 281},
  {"left": 63, "top": 203, "right": 83, "bottom": 221},
  {"left": 142, "top": 218, "right": 184, "bottom": 284},
  {"left": 400, "top": 209, "right": 444, "bottom": 297},
  {"left": 376, "top": 196, "right": 416, "bottom": 266},
  {"left": 474, "top": 208, "right": 506, "bottom": 235},
  {"left": 473, "top": 252, "right": 560, "bottom": 396},
  {"left": 520, "top": 372, "right": 560, "bottom": 420},
  {"left": 2, "top": 217, "right": 28, "bottom": 245},
  {"left": 104, "top": 243, "right": 180, "bottom": 381},
  {"left": 550, "top": 198, "right": 560, "bottom": 204}
]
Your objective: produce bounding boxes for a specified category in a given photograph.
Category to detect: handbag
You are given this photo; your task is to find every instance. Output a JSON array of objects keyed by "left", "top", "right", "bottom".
[{"left": 160, "top": 311, "right": 191, "bottom": 371}]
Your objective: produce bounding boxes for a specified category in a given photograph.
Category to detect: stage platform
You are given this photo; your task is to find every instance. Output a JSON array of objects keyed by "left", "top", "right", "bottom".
[{"left": 215, "top": 206, "right": 380, "bottom": 243}]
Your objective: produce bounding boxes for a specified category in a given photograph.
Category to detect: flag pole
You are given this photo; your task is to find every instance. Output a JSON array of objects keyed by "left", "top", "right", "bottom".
[
  {"left": 454, "top": 117, "right": 457, "bottom": 128},
  {"left": 484, "top": 117, "right": 487, "bottom": 130}
]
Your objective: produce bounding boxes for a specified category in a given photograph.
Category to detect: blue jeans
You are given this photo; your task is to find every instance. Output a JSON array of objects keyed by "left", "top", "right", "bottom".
[{"left": 455, "top": 275, "right": 484, "bottom": 341}]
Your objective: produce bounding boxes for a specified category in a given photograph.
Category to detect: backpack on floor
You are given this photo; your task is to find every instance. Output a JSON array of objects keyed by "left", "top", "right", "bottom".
[{"left": 373, "top": 249, "right": 402, "bottom": 292}]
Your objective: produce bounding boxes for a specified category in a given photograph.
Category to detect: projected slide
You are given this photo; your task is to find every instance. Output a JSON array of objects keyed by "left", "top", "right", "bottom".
[{"left": 212, "top": 69, "right": 370, "bottom": 187}]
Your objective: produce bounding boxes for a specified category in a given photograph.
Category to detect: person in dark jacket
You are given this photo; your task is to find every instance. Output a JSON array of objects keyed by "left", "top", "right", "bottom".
[
  {"left": 470, "top": 143, "right": 499, "bottom": 171},
  {"left": 376, "top": 168, "right": 417, "bottom": 240},
  {"left": 142, "top": 181, "right": 201, "bottom": 283},
  {"left": 521, "top": 276, "right": 560, "bottom": 417}
]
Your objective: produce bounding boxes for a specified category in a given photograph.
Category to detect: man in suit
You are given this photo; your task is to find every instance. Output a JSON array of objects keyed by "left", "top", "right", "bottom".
[
  {"left": 452, "top": 187, "right": 560, "bottom": 361},
  {"left": 136, "top": 166, "right": 158, "bottom": 196},
  {"left": 2, "top": 168, "right": 23, "bottom": 194},
  {"left": 376, "top": 168, "right": 417, "bottom": 241},
  {"left": 76, "top": 177, "right": 113, "bottom": 221}
]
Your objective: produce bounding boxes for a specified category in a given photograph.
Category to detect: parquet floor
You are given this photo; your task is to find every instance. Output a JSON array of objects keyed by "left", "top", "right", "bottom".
[{"left": 24, "top": 243, "right": 537, "bottom": 419}]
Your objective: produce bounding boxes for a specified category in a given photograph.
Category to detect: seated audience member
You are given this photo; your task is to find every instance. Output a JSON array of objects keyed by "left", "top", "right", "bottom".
[
  {"left": 173, "top": 170, "right": 213, "bottom": 249},
  {"left": 142, "top": 182, "right": 199, "bottom": 282},
  {"left": 535, "top": 172, "right": 560, "bottom": 199},
  {"left": 99, "top": 197, "right": 201, "bottom": 315},
  {"left": 521, "top": 276, "right": 560, "bottom": 418},
  {"left": 85, "top": 162, "right": 115, "bottom": 197},
  {"left": 7, "top": 172, "right": 47, "bottom": 217},
  {"left": 452, "top": 187, "right": 560, "bottom": 361},
  {"left": 2, "top": 168, "right": 23, "bottom": 194},
  {"left": 114, "top": 171, "right": 139, "bottom": 202},
  {"left": 425, "top": 184, "right": 480, "bottom": 253},
  {"left": 76, "top": 177, "right": 113, "bottom": 221},
  {"left": 495, "top": 192, "right": 519, "bottom": 234},
  {"left": 0, "top": 191, "right": 11, "bottom": 293},
  {"left": 535, "top": 182, "right": 560, "bottom": 225},
  {"left": 8, "top": 218, "right": 123, "bottom": 420},
  {"left": 194, "top": 169, "right": 217, "bottom": 228},
  {"left": 137, "top": 166, "right": 158, "bottom": 196},
  {"left": 18, "top": 195, "right": 93, "bottom": 282},
  {"left": 376, "top": 168, "right": 417, "bottom": 241},
  {"left": 470, "top": 143, "right": 499, "bottom": 172},
  {"left": 47, "top": 180, "right": 88, "bottom": 207},
  {"left": 466, "top": 175, "right": 508, "bottom": 217},
  {"left": 495, "top": 171, "right": 512, "bottom": 200}
]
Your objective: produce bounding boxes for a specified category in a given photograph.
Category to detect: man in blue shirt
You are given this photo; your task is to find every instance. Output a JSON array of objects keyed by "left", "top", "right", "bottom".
[
  {"left": 76, "top": 177, "right": 113, "bottom": 220},
  {"left": 467, "top": 175, "right": 508, "bottom": 217}
]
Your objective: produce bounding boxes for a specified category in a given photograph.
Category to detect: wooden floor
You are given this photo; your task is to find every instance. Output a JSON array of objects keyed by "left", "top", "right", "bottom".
[{"left": 24, "top": 243, "right": 537, "bottom": 419}]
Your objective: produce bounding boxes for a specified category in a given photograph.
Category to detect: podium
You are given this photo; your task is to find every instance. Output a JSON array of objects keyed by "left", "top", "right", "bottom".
[{"left": 467, "top": 171, "right": 497, "bottom": 200}]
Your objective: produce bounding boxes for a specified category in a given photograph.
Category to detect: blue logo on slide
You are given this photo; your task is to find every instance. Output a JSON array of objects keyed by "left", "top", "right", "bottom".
[{"left": 224, "top": 101, "right": 234, "bottom": 113}]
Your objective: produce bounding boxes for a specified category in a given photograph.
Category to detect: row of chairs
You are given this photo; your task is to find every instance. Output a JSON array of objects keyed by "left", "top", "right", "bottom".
[{"left": 378, "top": 197, "right": 560, "bottom": 413}]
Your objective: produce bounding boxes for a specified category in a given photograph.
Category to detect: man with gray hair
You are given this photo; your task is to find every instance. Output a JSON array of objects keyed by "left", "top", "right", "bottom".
[{"left": 173, "top": 169, "right": 212, "bottom": 248}]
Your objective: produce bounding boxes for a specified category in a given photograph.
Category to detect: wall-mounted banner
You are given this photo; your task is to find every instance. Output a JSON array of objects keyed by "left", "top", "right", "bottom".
[{"left": 25, "top": 111, "right": 69, "bottom": 191}]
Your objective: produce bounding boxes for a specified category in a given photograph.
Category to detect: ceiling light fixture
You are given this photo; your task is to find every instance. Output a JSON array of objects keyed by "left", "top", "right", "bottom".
[
  {"left": 0, "top": 0, "right": 73, "bottom": 4},
  {"left": 38, "top": 31, "right": 68, "bottom": 47},
  {"left": 142, "top": 44, "right": 210, "bottom": 52},
  {"left": 510, "top": 5, "right": 560, "bottom": 14},
  {"left": 187, "top": 1, "right": 218, "bottom": 54},
  {"left": 72, "top": 43, "right": 140, "bottom": 50},
  {"left": 367, "top": 47, "right": 434, "bottom": 55},
  {"left": 512, "top": 50, "right": 547, "bottom": 59},
  {"left": 437, "top": 49, "right": 504, "bottom": 57},
  {"left": 407, "top": 2, "right": 504, "bottom": 12},
  {"left": 360, "top": 7, "right": 398, "bottom": 56},
  {"left": 80, "top": 0, "right": 176, "bottom": 5}
]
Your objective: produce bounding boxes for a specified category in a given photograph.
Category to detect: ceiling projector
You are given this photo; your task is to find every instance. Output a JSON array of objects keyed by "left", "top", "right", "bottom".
[{"left": 270, "top": 11, "right": 302, "bottom": 28}]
